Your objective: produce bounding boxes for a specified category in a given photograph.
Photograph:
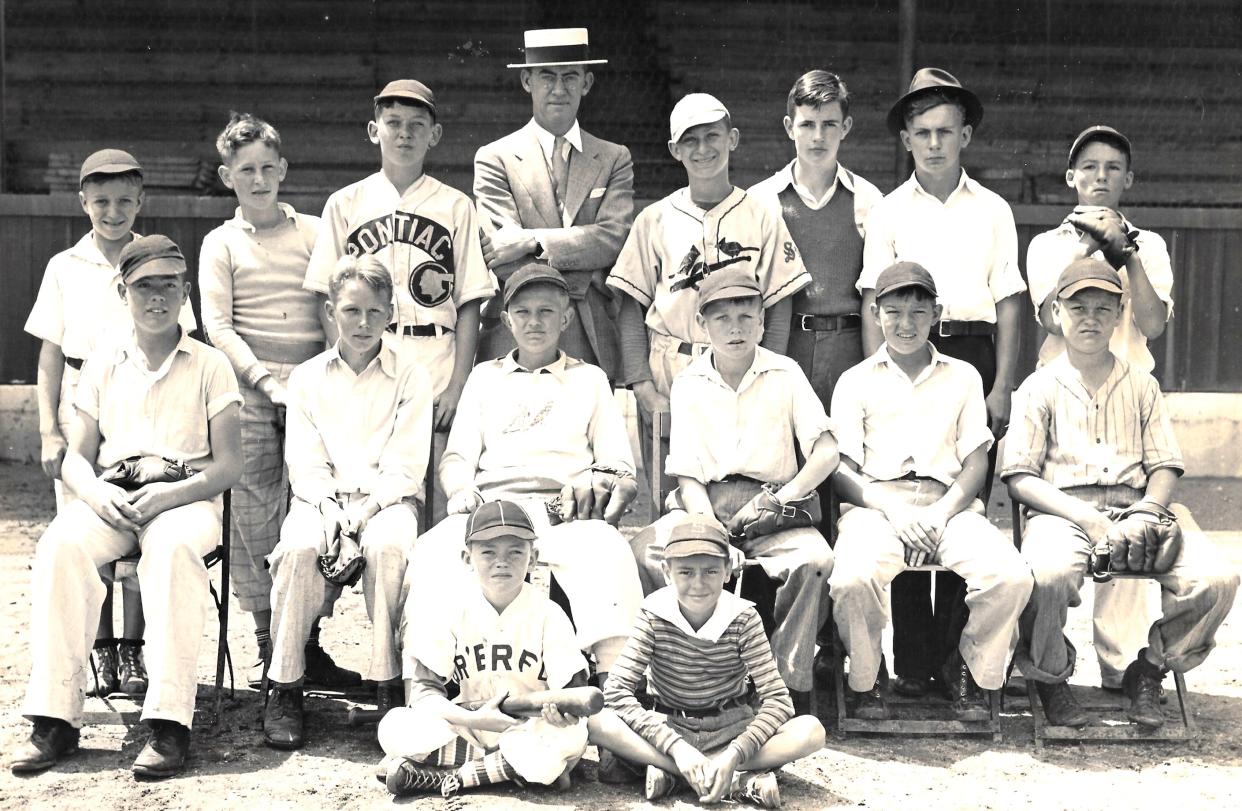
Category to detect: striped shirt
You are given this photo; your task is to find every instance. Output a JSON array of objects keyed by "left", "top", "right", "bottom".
[
  {"left": 1001, "top": 353, "right": 1183, "bottom": 489},
  {"left": 604, "top": 587, "right": 793, "bottom": 762}
]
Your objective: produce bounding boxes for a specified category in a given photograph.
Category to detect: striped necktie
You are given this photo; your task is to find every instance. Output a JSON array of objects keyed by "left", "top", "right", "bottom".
[{"left": 552, "top": 135, "right": 570, "bottom": 214}]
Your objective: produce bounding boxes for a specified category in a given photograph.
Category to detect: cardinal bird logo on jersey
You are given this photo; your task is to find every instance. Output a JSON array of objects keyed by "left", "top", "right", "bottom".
[{"left": 669, "top": 238, "right": 759, "bottom": 292}]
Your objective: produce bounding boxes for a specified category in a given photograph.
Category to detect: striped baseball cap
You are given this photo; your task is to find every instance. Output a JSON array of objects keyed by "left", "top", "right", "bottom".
[{"left": 464, "top": 500, "right": 538, "bottom": 544}]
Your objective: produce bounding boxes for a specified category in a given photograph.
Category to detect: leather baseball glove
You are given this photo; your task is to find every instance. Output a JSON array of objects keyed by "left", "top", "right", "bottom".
[
  {"left": 1067, "top": 205, "right": 1139, "bottom": 269},
  {"left": 548, "top": 464, "right": 638, "bottom": 526},
  {"left": 318, "top": 526, "right": 365, "bottom": 588},
  {"left": 100, "top": 455, "right": 197, "bottom": 491},
  {"left": 1103, "top": 501, "right": 1183, "bottom": 575},
  {"left": 726, "top": 482, "right": 822, "bottom": 541}
]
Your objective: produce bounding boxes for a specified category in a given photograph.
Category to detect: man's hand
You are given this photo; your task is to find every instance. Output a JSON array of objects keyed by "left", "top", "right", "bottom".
[
  {"left": 127, "top": 481, "right": 183, "bottom": 524},
  {"left": 258, "top": 375, "right": 289, "bottom": 408},
  {"left": 40, "top": 431, "right": 67, "bottom": 479},
  {"left": 701, "top": 747, "right": 744, "bottom": 804},
  {"left": 470, "top": 692, "right": 520, "bottom": 733},
  {"left": 632, "top": 381, "right": 671, "bottom": 420},
  {"left": 985, "top": 385, "right": 1011, "bottom": 438},
  {"left": 433, "top": 381, "right": 464, "bottom": 431},
  {"left": 669, "top": 740, "right": 713, "bottom": 798},
  {"left": 447, "top": 488, "right": 484, "bottom": 516},
  {"left": 483, "top": 224, "right": 536, "bottom": 269},
  {"left": 88, "top": 481, "right": 142, "bottom": 532},
  {"left": 540, "top": 702, "right": 579, "bottom": 728}
]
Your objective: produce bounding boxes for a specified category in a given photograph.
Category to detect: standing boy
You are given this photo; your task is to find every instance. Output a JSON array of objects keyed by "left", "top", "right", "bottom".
[
  {"left": 12, "top": 235, "right": 242, "bottom": 779},
  {"left": 592, "top": 515, "right": 825, "bottom": 808},
  {"left": 829, "top": 263, "right": 1031, "bottom": 721},
  {"left": 262, "top": 257, "right": 432, "bottom": 749},
  {"left": 474, "top": 27, "right": 633, "bottom": 380},
  {"left": 200, "top": 112, "right": 357, "bottom": 690},
  {"left": 382, "top": 500, "right": 591, "bottom": 799},
  {"left": 1025, "top": 126, "right": 1174, "bottom": 693},
  {"left": 858, "top": 69, "right": 1026, "bottom": 696},
  {"left": 1003, "top": 259, "right": 1237, "bottom": 727}
]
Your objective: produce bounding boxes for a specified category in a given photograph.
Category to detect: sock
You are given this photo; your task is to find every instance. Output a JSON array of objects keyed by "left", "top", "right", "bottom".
[
  {"left": 254, "top": 628, "right": 271, "bottom": 650},
  {"left": 308, "top": 623, "right": 321, "bottom": 647},
  {"left": 456, "top": 751, "right": 518, "bottom": 789}
]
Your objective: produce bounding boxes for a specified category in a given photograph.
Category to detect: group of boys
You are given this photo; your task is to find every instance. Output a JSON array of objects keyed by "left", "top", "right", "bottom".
[{"left": 11, "top": 24, "right": 1238, "bottom": 808}]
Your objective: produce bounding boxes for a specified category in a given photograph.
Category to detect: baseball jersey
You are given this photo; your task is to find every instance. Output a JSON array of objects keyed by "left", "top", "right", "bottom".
[
  {"left": 25, "top": 231, "right": 198, "bottom": 362},
  {"left": 607, "top": 186, "right": 811, "bottom": 344},
  {"left": 305, "top": 172, "right": 496, "bottom": 331}
]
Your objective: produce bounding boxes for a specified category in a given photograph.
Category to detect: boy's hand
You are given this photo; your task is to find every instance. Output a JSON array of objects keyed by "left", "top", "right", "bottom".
[
  {"left": 632, "top": 381, "right": 670, "bottom": 420},
  {"left": 342, "top": 498, "right": 380, "bottom": 537},
  {"left": 669, "top": 741, "right": 712, "bottom": 797},
  {"left": 1078, "top": 508, "right": 1114, "bottom": 547},
  {"left": 258, "top": 376, "right": 289, "bottom": 408},
  {"left": 540, "top": 702, "right": 578, "bottom": 728},
  {"left": 701, "top": 747, "right": 744, "bottom": 804},
  {"left": 985, "top": 385, "right": 1011, "bottom": 437},
  {"left": 128, "top": 481, "right": 182, "bottom": 523},
  {"left": 884, "top": 503, "right": 943, "bottom": 558},
  {"left": 40, "top": 431, "right": 68, "bottom": 479},
  {"left": 484, "top": 224, "right": 535, "bottom": 268},
  {"left": 447, "top": 488, "right": 484, "bottom": 515},
  {"left": 89, "top": 481, "right": 142, "bottom": 532},
  {"left": 319, "top": 498, "right": 346, "bottom": 546},
  {"left": 471, "top": 692, "right": 520, "bottom": 733},
  {"left": 433, "top": 382, "right": 464, "bottom": 431}
]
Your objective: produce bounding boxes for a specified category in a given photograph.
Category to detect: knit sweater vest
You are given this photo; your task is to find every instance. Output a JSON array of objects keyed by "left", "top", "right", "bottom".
[{"left": 778, "top": 182, "right": 864, "bottom": 316}]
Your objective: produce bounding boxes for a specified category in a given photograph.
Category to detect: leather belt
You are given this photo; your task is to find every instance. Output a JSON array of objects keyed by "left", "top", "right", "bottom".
[
  {"left": 937, "top": 320, "right": 995, "bottom": 338},
  {"left": 795, "top": 312, "right": 861, "bottom": 332},
  {"left": 651, "top": 694, "right": 749, "bottom": 718},
  {"left": 386, "top": 323, "right": 452, "bottom": 337},
  {"left": 64, "top": 356, "right": 85, "bottom": 371}
]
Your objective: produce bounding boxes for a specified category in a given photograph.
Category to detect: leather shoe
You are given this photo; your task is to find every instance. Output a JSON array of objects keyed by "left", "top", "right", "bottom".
[
  {"left": 891, "top": 676, "right": 931, "bottom": 698},
  {"left": 942, "top": 654, "right": 989, "bottom": 722},
  {"left": 132, "top": 720, "right": 190, "bottom": 780},
  {"left": 849, "top": 684, "right": 889, "bottom": 720},
  {"left": 10, "top": 716, "right": 79, "bottom": 774},
  {"left": 263, "top": 684, "right": 305, "bottom": 750},
  {"left": 376, "top": 680, "right": 403, "bottom": 714},
  {"left": 1122, "top": 654, "right": 1167, "bottom": 728},
  {"left": 303, "top": 640, "right": 362, "bottom": 689},
  {"left": 1035, "top": 680, "right": 1092, "bottom": 728}
]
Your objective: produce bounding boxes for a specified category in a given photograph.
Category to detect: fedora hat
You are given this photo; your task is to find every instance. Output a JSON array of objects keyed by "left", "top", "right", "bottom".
[
  {"left": 886, "top": 67, "right": 983, "bottom": 135},
  {"left": 507, "top": 28, "right": 607, "bottom": 69}
]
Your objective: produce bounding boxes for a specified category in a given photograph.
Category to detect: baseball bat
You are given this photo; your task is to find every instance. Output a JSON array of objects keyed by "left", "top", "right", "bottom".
[
  {"left": 346, "top": 687, "right": 605, "bottom": 726},
  {"left": 348, "top": 707, "right": 386, "bottom": 726}
]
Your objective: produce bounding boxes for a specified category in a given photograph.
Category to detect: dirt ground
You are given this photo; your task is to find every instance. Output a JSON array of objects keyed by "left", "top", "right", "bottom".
[{"left": 2, "top": 459, "right": 1241, "bottom": 811}]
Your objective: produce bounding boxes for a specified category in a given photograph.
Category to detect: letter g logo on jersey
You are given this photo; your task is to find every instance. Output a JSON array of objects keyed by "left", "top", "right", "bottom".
[{"left": 409, "top": 260, "right": 454, "bottom": 307}]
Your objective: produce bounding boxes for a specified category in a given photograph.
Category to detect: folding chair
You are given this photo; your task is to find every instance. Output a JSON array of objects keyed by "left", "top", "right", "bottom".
[
  {"left": 109, "top": 490, "right": 234, "bottom": 726},
  {"left": 1008, "top": 500, "right": 1194, "bottom": 750}
]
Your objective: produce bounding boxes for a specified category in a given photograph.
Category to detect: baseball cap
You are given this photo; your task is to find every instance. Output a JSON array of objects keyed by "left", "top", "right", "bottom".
[
  {"left": 464, "top": 500, "right": 538, "bottom": 545},
  {"left": 886, "top": 67, "right": 983, "bottom": 136},
  {"left": 374, "top": 79, "right": 437, "bottom": 114},
  {"left": 1068, "top": 125, "right": 1132, "bottom": 167},
  {"left": 79, "top": 149, "right": 143, "bottom": 184},
  {"left": 874, "top": 262, "right": 938, "bottom": 299},
  {"left": 696, "top": 268, "right": 761, "bottom": 314},
  {"left": 1055, "top": 258, "right": 1124, "bottom": 299},
  {"left": 664, "top": 515, "right": 731, "bottom": 560},
  {"left": 503, "top": 262, "right": 569, "bottom": 307},
  {"left": 117, "top": 235, "right": 186, "bottom": 283},
  {"left": 669, "top": 93, "right": 730, "bottom": 143}
]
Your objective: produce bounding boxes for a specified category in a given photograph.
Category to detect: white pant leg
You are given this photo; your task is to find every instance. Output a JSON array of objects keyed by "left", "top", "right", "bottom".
[
  {"left": 23, "top": 501, "right": 136, "bottom": 727},
  {"left": 358, "top": 500, "right": 419, "bottom": 682},
  {"left": 932, "top": 510, "right": 1033, "bottom": 690},
  {"left": 401, "top": 514, "right": 470, "bottom": 678},
  {"left": 827, "top": 507, "right": 907, "bottom": 691},
  {"left": 137, "top": 500, "right": 220, "bottom": 728},
  {"left": 1092, "top": 578, "right": 1152, "bottom": 687},
  {"left": 267, "top": 500, "right": 329, "bottom": 684}
]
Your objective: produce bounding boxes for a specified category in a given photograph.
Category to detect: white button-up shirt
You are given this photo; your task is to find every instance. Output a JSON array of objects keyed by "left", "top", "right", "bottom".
[{"left": 748, "top": 160, "right": 882, "bottom": 237}]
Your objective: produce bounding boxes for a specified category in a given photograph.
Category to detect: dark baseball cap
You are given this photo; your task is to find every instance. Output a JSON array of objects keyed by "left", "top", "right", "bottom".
[
  {"left": 664, "top": 514, "right": 731, "bottom": 560},
  {"left": 1055, "top": 258, "right": 1124, "bottom": 299},
  {"left": 374, "top": 79, "right": 437, "bottom": 114},
  {"left": 696, "top": 268, "right": 762, "bottom": 314},
  {"left": 464, "top": 500, "right": 538, "bottom": 545},
  {"left": 117, "top": 235, "right": 186, "bottom": 283},
  {"left": 874, "top": 262, "right": 938, "bottom": 299},
  {"left": 1068, "top": 125, "right": 1132, "bottom": 167},
  {"left": 79, "top": 149, "right": 143, "bottom": 184},
  {"left": 887, "top": 67, "right": 983, "bottom": 135},
  {"left": 503, "top": 262, "right": 569, "bottom": 307}
]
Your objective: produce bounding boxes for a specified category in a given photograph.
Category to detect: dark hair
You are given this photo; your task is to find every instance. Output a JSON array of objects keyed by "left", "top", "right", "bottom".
[
  {"left": 81, "top": 169, "right": 143, "bottom": 190},
  {"left": 215, "top": 111, "right": 282, "bottom": 163},
  {"left": 903, "top": 91, "right": 967, "bottom": 128},
  {"left": 786, "top": 70, "right": 851, "bottom": 118},
  {"left": 373, "top": 97, "right": 437, "bottom": 125},
  {"left": 876, "top": 286, "right": 937, "bottom": 305}
]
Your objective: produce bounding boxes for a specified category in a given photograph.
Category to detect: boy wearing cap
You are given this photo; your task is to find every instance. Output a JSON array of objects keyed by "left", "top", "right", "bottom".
[
  {"left": 24, "top": 150, "right": 197, "bottom": 700},
  {"left": 382, "top": 500, "right": 591, "bottom": 799},
  {"left": 12, "top": 235, "right": 243, "bottom": 778},
  {"left": 629, "top": 268, "right": 837, "bottom": 711},
  {"left": 262, "top": 256, "right": 432, "bottom": 749},
  {"left": 199, "top": 113, "right": 358, "bottom": 691},
  {"left": 474, "top": 27, "right": 633, "bottom": 380},
  {"left": 608, "top": 92, "right": 811, "bottom": 494},
  {"left": 1003, "top": 258, "right": 1236, "bottom": 728},
  {"left": 828, "top": 262, "right": 1031, "bottom": 721},
  {"left": 402, "top": 262, "right": 642, "bottom": 690},
  {"left": 1025, "top": 125, "right": 1175, "bottom": 693},
  {"left": 592, "top": 514, "right": 825, "bottom": 808},
  {"left": 858, "top": 68, "right": 1026, "bottom": 697}
]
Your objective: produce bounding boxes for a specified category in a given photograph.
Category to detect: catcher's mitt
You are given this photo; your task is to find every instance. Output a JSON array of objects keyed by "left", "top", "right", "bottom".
[
  {"left": 100, "top": 455, "right": 197, "bottom": 491},
  {"left": 1066, "top": 205, "right": 1139, "bottom": 269},
  {"left": 1095, "top": 501, "right": 1182, "bottom": 579},
  {"left": 318, "top": 527, "right": 365, "bottom": 588}
]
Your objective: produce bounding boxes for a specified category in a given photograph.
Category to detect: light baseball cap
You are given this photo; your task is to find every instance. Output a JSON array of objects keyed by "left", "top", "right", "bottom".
[
  {"left": 1055, "top": 258, "right": 1124, "bottom": 299},
  {"left": 669, "top": 93, "right": 729, "bottom": 143},
  {"left": 79, "top": 149, "right": 143, "bottom": 184},
  {"left": 117, "top": 235, "right": 186, "bottom": 283},
  {"left": 664, "top": 515, "right": 731, "bottom": 560},
  {"left": 464, "top": 500, "right": 538, "bottom": 545},
  {"left": 696, "top": 268, "right": 761, "bottom": 314}
]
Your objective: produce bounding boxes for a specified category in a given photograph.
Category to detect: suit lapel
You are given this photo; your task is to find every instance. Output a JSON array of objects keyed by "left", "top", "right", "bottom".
[
  {"left": 562, "top": 135, "right": 601, "bottom": 226},
  {"left": 511, "top": 127, "right": 561, "bottom": 228}
]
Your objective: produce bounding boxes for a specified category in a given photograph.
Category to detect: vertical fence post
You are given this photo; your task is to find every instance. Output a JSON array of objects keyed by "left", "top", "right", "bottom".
[{"left": 895, "top": 0, "right": 916, "bottom": 187}]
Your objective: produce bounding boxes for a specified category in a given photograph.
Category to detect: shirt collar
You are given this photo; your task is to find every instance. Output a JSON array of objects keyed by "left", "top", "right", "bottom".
[
  {"left": 871, "top": 342, "right": 949, "bottom": 386},
  {"left": 70, "top": 230, "right": 139, "bottom": 269},
  {"left": 226, "top": 202, "right": 297, "bottom": 233},
  {"left": 672, "top": 185, "right": 747, "bottom": 219},
  {"left": 115, "top": 328, "right": 194, "bottom": 377},
  {"left": 529, "top": 119, "right": 583, "bottom": 161},
  {"left": 685, "top": 346, "right": 782, "bottom": 391},
  {"left": 770, "top": 159, "right": 858, "bottom": 209},
  {"left": 1049, "top": 351, "right": 1130, "bottom": 402},
  {"left": 644, "top": 585, "right": 753, "bottom": 643},
  {"left": 499, "top": 349, "right": 570, "bottom": 381},
  {"left": 326, "top": 336, "right": 399, "bottom": 378},
  {"left": 906, "top": 168, "right": 974, "bottom": 203}
]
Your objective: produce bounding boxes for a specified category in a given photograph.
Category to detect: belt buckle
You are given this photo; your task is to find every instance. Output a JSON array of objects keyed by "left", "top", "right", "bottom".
[
  {"left": 937, "top": 320, "right": 951, "bottom": 338},
  {"left": 798, "top": 313, "right": 813, "bottom": 332}
]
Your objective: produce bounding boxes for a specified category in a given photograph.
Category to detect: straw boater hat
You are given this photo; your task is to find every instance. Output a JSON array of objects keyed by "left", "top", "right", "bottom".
[{"left": 507, "top": 28, "right": 608, "bottom": 68}]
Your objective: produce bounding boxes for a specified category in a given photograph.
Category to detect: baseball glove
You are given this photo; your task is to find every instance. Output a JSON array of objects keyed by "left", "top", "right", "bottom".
[
  {"left": 318, "top": 527, "right": 365, "bottom": 588},
  {"left": 1100, "top": 501, "right": 1183, "bottom": 576},
  {"left": 725, "top": 482, "right": 822, "bottom": 541},
  {"left": 100, "top": 455, "right": 197, "bottom": 491},
  {"left": 547, "top": 464, "right": 638, "bottom": 526},
  {"left": 1066, "top": 205, "right": 1139, "bottom": 269}
]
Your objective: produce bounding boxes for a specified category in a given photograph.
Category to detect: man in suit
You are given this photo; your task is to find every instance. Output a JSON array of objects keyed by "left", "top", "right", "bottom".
[{"left": 474, "top": 27, "right": 635, "bottom": 382}]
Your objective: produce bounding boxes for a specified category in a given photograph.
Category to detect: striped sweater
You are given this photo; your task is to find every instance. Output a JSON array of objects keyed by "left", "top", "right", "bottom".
[{"left": 604, "top": 587, "right": 793, "bottom": 762}]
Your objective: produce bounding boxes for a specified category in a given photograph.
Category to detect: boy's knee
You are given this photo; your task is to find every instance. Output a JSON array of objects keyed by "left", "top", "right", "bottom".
[{"left": 363, "top": 531, "right": 407, "bottom": 563}]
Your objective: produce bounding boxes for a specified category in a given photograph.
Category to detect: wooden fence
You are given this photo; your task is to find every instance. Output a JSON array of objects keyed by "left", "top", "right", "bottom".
[{"left": 1, "top": 194, "right": 1239, "bottom": 392}]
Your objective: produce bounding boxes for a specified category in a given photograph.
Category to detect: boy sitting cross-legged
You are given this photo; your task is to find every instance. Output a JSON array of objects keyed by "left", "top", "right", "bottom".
[
  {"left": 828, "top": 261, "right": 1032, "bottom": 721},
  {"left": 381, "top": 500, "right": 592, "bottom": 799},
  {"left": 591, "top": 514, "right": 825, "bottom": 808}
]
